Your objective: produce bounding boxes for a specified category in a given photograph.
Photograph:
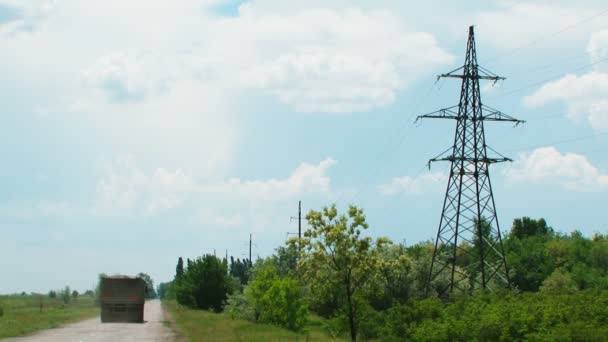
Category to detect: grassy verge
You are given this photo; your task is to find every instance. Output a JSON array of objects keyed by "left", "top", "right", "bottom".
[
  {"left": 163, "top": 300, "right": 345, "bottom": 342},
  {"left": 0, "top": 294, "right": 98, "bottom": 338}
]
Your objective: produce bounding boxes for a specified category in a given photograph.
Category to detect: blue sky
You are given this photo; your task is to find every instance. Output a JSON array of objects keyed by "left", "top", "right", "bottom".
[{"left": 2, "top": 0, "right": 608, "bottom": 293}]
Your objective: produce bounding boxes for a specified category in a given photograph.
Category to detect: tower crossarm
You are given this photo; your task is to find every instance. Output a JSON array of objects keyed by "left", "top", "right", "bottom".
[
  {"left": 481, "top": 105, "right": 525, "bottom": 124},
  {"left": 438, "top": 64, "right": 506, "bottom": 82},
  {"left": 416, "top": 106, "right": 460, "bottom": 121},
  {"left": 428, "top": 156, "right": 512, "bottom": 167},
  {"left": 417, "top": 105, "right": 524, "bottom": 124}
]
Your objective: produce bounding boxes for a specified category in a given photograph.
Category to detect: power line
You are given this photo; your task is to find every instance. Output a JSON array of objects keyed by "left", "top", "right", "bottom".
[
  {"left": 483, "top": 6, "right": 608, "bottom": 64},
  {"left": 333, "top": 80, "right": 440, "bottom": 207},
  {"left": 505, "top": 130, "right": 608, "bottom": 153},
  {"left": 489, "top": 55, "right": 608, "bottom": 99}
]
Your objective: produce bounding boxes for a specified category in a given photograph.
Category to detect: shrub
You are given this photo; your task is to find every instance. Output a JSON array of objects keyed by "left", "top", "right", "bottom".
[
  {"left": 224, "top": 292, "right": 255, "bottom": 321},
  {"left": 257, "top": 277, "right": 308, "bottom": 331},
  {"left": 175, "top": 254, "right": 229, "bottom": 311},
  {"left": 245, "top": 259, "right": 308, "bottom": 331}
]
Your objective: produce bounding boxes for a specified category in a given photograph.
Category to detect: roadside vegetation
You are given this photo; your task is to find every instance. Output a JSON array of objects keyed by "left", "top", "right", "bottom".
[
  {"left": 0, "top": 291, "right": 97, "bottom": 338},
  {"left": 159, "top": 205, "right": 608, "bottom": 341},
  {"left": 164, "top": 300, "right": 343, "bottom": 341}
]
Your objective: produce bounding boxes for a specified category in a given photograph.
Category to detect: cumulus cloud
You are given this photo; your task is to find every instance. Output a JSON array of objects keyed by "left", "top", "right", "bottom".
[
  {"left": 95, "top": 157, "right": 337, "bottom": 215},
  {"left": 588, "top": 29, "right": 608, "bottom": 67},
  {"left": 0, "top": 0, "right": 55, "bottom": 34},
  {"left": 211, "top": 158, "right": 337, "bottom": 199},
  {"left": 236, "top": 7, "right": 452, "bottom": 112},
  {"left": 477, "top": 2, "right": 601, "bottom": 49},
  {"left": 504, "top": 147, "right": 608, "bottom": 191},
  {"left": 2, "top": 1, "right": 452, "bottom": 116},
  {"left": 523, "top": 29, "right": 608, "bottom": 130},
  {"left": 379, "top": 171, "right": 447, "bottom": 195}
]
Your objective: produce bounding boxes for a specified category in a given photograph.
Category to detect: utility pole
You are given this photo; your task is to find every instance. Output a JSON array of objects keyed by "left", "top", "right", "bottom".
[
  {"left": 417, "top": 26, "right": 524, "bottom": 298},
  {"left": 298, "top": 200, "right": 302, "bottom": 240},
  {"left": 249, "top": 233, "right": 252, "bottom": 265}
]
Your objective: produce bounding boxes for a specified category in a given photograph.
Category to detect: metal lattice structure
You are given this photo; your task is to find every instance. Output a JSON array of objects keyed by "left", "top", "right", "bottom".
[{"left": 418, "top": 26, "right": 524, "bottom": 297}]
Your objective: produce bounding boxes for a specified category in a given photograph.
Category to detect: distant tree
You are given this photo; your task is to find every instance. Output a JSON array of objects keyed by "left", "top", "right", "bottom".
[
  {"left": 137, "top": 273, "right": 157, "bottom": 299},
  {"left": 72, "top": 290, "right": 79, "bottom": 299},
  {"left": 229, "top": 257, "right": 250, "bottom": 285},
  {"left": 84, "top": 290, "right": 94, "bottom": 296},
  {"left": 157, "top": 281, "right": 175, "bottom": 300},
  {"left": 176, "top": 257, "right": 184, "bottom": 281},
  {"left": 273, "top": 245, "right": 298, "bottom": 277},
  {"left": 48, "top": 290, "right": 57, "bottom": 298},
  {"left": 540, "top": 269, "right": 578, "bottom": 293},
  {"left": 175, "top": 254, "right": 229, "bottom": 311},
  {"left": 62, "top": 286, "right": 71, "bottom": 304},
  {"left": 296, "top": 205, "right": 391, "bottom": 341},
  {"left": 510, "top": 217, "right": 553, "bottom": 239}
]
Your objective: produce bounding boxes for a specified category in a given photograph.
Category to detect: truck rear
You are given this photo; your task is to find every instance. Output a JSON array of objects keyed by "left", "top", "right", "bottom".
[{"left": 100, "top": 276, "right": 146, "bottom": 323}]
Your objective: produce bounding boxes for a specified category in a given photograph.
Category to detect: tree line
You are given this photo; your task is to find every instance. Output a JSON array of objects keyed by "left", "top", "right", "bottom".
[{"left": 158, "top": 205, "right": 608, "bottom": 341}]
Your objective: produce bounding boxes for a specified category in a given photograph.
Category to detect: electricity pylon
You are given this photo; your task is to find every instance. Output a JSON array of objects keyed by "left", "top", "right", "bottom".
[{"left": 417, "top": 26, "right": 524, "bottom": 297}]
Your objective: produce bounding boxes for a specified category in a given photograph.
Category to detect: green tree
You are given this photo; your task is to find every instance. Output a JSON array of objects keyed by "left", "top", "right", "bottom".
[
  {"left": 510, "top": 217, "right": 553, "bottom": 239},
  {"left": 540, "top": 269, "right": 578, "bottom": 294},
  {"left": 245, "top": 259, "right": 308, "bottom": 331},
  {"left": 137, "top": 272, "right": 157, "bottom": 299},
  {"left": 176, "top": 254, "right": 229, "bottom": 311},
  {"left": 157, "top": 281, "right": 174, "bottom": 299},
  {"left": 176, "top": 257, "right": 184, "bottom": 281},
  {"left": 62, "top": 286, "right": 71, "bottom": 304},
  {"left": 296, "top": 205, "right": 391, "bottom": 341}
]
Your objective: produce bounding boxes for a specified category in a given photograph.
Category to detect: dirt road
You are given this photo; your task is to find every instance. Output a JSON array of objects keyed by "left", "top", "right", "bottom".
[{"left": 2, "top": 300, "right": 176, "bottom": 342}]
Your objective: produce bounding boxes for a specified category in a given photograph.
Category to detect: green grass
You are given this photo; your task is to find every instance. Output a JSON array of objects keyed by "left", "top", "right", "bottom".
[
  {"left": 163, "top": 300, "right": 345, "bottom": 342},
  {"left": 0, "top": 294, "right": 98, "bottom": 338}
]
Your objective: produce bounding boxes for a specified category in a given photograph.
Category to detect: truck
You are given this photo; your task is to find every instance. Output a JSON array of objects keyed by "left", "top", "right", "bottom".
[{"left": 99, "top": 276, "right": 146, "bottom": 323}]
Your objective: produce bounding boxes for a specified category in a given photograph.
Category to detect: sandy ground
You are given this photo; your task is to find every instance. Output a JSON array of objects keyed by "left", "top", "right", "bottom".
[{"left": 2, "top": 300, "right": 176, "bottom": 342}]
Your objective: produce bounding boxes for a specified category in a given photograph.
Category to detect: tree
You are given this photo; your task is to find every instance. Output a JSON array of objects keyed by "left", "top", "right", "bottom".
[
  {"left": 229, "top": 257, "right": 250, "bottom": 285},
  {"left": 157, "top": 281, "right": 174, "bottom": 299},
  {"left": 296, "top": 205, "right": 391, "bottom": 341},
  {"left": 62, "top": 286, "right": 71, "bottom": 304},
  {"left": 510, "top": 217, "right": 553, "bottom": 239},
  {"left": 72, "top": 290, "right": 79, "bottom": 299},
  {"left": 245, "top": 258, "right": 308, "bottom": 331},
  {"left": 175, "top": 254, "right": 229, "bottom": 311},
  {"left": 176, "top": 257, "right": 184, "bottom": 281},
  {"left": 137, "top": 272, "right": 157, "bottom": 299}
]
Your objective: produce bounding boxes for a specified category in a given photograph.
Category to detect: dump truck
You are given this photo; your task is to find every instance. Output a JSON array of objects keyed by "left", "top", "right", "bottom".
[{"left": 99, "top": 276, "right": 146, "bottom": 323}]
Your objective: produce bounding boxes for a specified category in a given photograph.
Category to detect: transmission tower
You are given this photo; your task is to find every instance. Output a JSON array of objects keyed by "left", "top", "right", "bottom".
[{"left": 417, "top": 26, "right": 524, "bottom": 297}]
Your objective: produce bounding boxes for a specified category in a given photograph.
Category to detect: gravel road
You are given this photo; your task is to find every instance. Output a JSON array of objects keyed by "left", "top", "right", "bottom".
[{"left": 2, "top": 300, "right": 176, "bottom": 342}]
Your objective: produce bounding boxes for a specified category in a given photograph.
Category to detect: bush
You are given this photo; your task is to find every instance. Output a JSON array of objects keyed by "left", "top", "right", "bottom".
[
  {"left": 175, "top": 254, "right": 229, "bottom": 311},
  {"left": 224, "top": 292, "right": 255, "bottom": 321},
  {"left": 0, "top": 304, "right": 4, "bottom": 317},
  {"left": 245, "top": 259, "right": 308, "bottom": 331}
]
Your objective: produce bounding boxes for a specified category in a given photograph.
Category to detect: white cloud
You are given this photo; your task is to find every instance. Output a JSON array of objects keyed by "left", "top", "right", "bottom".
[
  {"left": 95, "top": 156, "right": 337, "bottom": 215},
  {"left": 477, "top": 2, "right": 601, "bottom": 49},
  {"left": 236, "top": 7, "right": 452, "bottom": 112},
  {"left": 504, "top": 146, "right": 608, "bottom": 191},
  {"left": 211, "top": 157, "right": 337, "bottom": 200},
  {"left": 523, "top": 71, "right": 608, "bottom": 128},
  {"left": 379, "top": 171, "right": 447, "bottom": 195},
  {"left": 1, "top": 1, "right": 452, "bottom": 118},
  {"left": 523, "top": 29, "right": 608, "bottom": 130},
  {"left": 588, "top": 29, "right": 608, "bottom": 68},
  {"left": 0, "top": 0, "right": 55, "bottom": 34}
]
